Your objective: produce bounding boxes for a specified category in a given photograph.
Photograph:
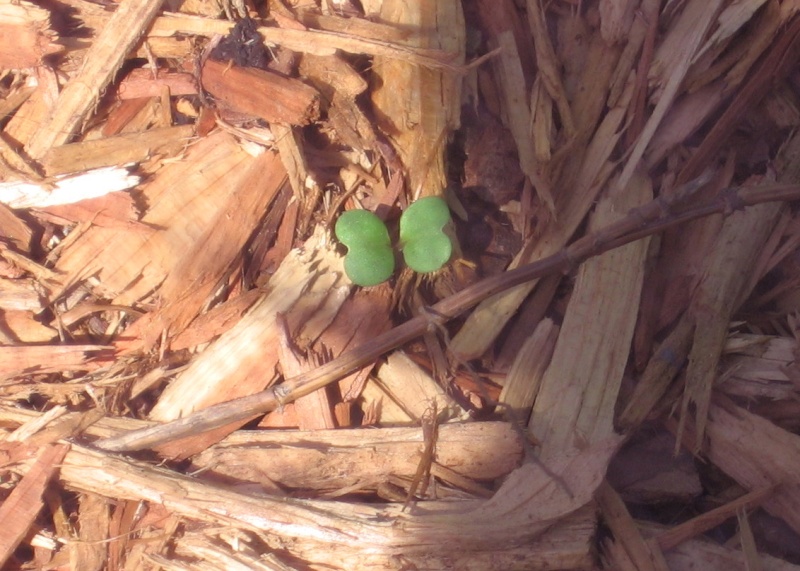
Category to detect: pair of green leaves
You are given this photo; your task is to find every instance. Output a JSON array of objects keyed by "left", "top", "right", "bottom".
[{"left": 335, "top": 196, "right": 452, "bottom": 287}]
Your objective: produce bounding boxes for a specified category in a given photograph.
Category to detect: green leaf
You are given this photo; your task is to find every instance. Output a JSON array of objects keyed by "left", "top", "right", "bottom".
[
  {"left": 399, "top": 196, "right": 452, "bottom": 273},
  {"left": 335, "top": 209, "right": 394, "bottom": 286}
]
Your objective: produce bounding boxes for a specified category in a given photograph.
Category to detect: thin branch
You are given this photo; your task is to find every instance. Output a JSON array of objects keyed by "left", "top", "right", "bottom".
[{"left": 96, "top": 177, "right": 800, "bottom": 452}]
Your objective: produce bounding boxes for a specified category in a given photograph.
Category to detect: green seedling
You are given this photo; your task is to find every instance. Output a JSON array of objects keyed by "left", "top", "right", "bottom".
[
  {"left": 399, "top": 196, "right": 452, "bottom": 273},
  {"left": 335, "top": 209, "right": 395, "bottom": 287}
]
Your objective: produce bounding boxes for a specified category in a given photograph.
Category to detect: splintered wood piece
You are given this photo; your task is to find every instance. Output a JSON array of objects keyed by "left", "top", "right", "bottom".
[
  {"left": 41, "top": 125, "right": 195, "bottom": 176},
  {"left": 371, "top": 0, "right": 464, "bottom": 198},
  {"left": 0, "top": 344, "right": 110, "bottom": 379},
  {"left": 0, "top": 167, "right": 139, "bottom": 209},
  {"left": 25, "top": 0, "right": 167, "bottom": 159},
  {"left": 0, "top": 443, "right": 69, "bottom": 569},
  {"left": 655, "top": 485, "right": 775, "bottom": 551},
  {"left": 0, "top": 278, "right": 44, "bottom": 312},
  {"left": 150, "top": 14, "right": 454, "bottom": 67},
  {"left": 663, "top": 536, "right": 799, "bottom": 571},
  {"left": 524, "top": 0, "right": 575, "bottom": 139},
  {"left": 618, "top": 0, "right": 722, "bottom": 190},
  {"left": 37, "top": 190, "right": 141, "bottom": 228},
  {"left": 685, "top": 397, "right": 800, "bottom": 537},
  {"left": 54, "top": 132, "right": 250, "bottom": 304},
  {"left": 124, "top": 148, "right": 286, "bottom": 353},
  {"left": 148, "top": 230, "right": 350, "bottom": 457},
  {"left": 529, "top": 171, "right": 651, "bottom": 458},
  {"left": 1, "top": 310, "right": 57, "bottom": 343},
  {"left": 449, "top": 74, "right": 633, "bottom": 360},
  {"left": 118, "top": 69, "right": 197, "bottom": 100},
  {"left": 52, "top": 438, "right": 602, "bottom": 568},
  {"left": 490, "top": 29, "right": 554, "bottom": 210},
  {"left": 373, "top": 351, "right": 465, "bottom": 422},
  {"left": 0, "top": 0, "right": 62, "bottom": 69},
  {"left": 498, "top": 317, "right": 557, "bottom": 424},
  {"left": 677, "top": 201, "right": 782, "bottom": 450},
  {"left": 71, "top": 493, "right": 109, "bottom": 571},
  {"left": 201, "top": 59, "right": 320, "bottom": 126},
  {"left": 279, "top": 320, "right": 337, "bottom": 430},
  {"left": 319, "top": 286, "right": 393, "bottom": 406},
  {"left": 597, "top": 481, "right": 671, "bottom": 571},
  {"left": 191, "top": 422, "right": 522, "bottom": 492},
  {"left": 0, "top": 203, "right": 32, "bottom": 252}
]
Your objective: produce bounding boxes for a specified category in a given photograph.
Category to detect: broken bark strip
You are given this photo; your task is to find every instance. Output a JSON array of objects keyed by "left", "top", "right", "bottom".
[
  {"left": 95, "top": 179, "right": 800, "bottom": 453},
  {"left": 25, "top": 0, "right": 167, "bottom": 159},
  {"left": 0, "top": 443, "right": 69, "bottom": 569},
  {"left": 201, "top": 59, "right": 321, "bottom": 126}
]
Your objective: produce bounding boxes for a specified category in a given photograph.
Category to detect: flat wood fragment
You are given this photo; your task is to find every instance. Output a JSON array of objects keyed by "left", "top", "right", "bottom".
[
  {"left": 374, "top": 351, "right": 466, "bottom": 422},
  {"left": 530, "top": 171, "right": 651, "bottom": 458},
  {"left": 0, "top": 344, "right": 110, "bottom": 379},
  {"left": 54, "top": 132, "right": 251, "bottom": 304},
  {"left": 41, "top": 125, "right": 195, "bottom": 176},
  {"left": 0, "top": 443, "right": 69, "bottom": 569},
  {"left": 202, "top": 59, "right": 321, "bottom": 126}
]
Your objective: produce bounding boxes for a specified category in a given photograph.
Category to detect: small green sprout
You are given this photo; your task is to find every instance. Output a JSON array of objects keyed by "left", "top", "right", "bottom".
[
  {"left": 399, "top": 196, "right": 452, "bottom": 273},
  {"left": 334, "top": 197, "right": 453, "bottom": 286},
  {"left": 335, "top": 209, "right": 395, "bottom": 287}
]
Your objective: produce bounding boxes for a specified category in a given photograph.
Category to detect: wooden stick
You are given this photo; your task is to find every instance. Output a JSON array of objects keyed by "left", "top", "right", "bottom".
[{"left": 96, "top": 178, "right": 800, "bottom": 452}]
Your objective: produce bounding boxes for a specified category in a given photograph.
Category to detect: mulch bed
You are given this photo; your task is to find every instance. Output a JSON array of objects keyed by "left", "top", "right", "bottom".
[{"left": 2, "top": 0, "right": 800, "bottom": 569}]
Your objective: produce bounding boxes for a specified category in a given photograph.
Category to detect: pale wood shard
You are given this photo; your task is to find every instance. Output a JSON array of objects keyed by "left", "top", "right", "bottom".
[
  {"left": 41, "top": 125, "right": 195, "bottom": 176},
  {"left": 664, "top": 537, "right": 800, "bottom": 571},
  {"left": 191, "top": 422, "right": 523, "bottom": 492},
  {"left": 498, "top": 317, "right": 558, "bottom": 423},
  {"left": 72, "top": 493, "right": 109, "bottom": 571},
  {"left": 677, "top": 200, "right": 782, "bottom": 450},
  {"left": 123, "top": 148, "right": 287, "bottom": 354},
  {"left": 149, "top": 13, "right": 453, "bottom": 67},
  {"left": 0, "top": 0, "right": 62, "bottom": 69},
  {"left": 201, "top": 59, "right": 321, "bottom": 126},
  {"left": 0, "top": 204, "right": 32, "bottom": 252},
  {"left": 0, "top": 443, "right": 69, "bottom": 569},
  {"left": 490, "top": 29, "right": 555, "bottom": 210},
  {"left": 618, "top": 0, "right": 723, "bottom": 189},
  {"left": 54, "top": 132, "right": 251, "bottom": 304},
  {"left": 148, "top": 230, "right": 350, "bottom": 457},
  {"left": 529, "top": 170, "right": 651, "bottom": 455},
  {"left": 525, "top": 0, "right": 575, "bottom": 139},
  {"left": 25, "top": 0, "right": 167, "bottom": 159},
  {"left": 0, "top": 167, "right": 139, "bottom": 209},
  {"left": 0, "top": 277, "right": 45, "bottom": 312},
  {"left": 374, "top": 351, "right": 466, "bottom": 422},
  {"left": 449, "top": 71, "right": 633, "bottom": 360},
  {"left": 655, "top": 486, "right": 776, "bottom": 551},
  {"left": 597, "top": 481, "right": 671, "bottom": 571},
  {"left": 117, "top": 69, "right": 197, "bottom": 100},
  {"left": 371, "top": 0, "right": 465, "bottom": 198},
  {"left": 0, "top": 344, "right": 110, "bottom": 379},
  {"left": 698, "top": 398, "right": 800, "bottom": 537}
]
